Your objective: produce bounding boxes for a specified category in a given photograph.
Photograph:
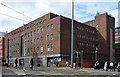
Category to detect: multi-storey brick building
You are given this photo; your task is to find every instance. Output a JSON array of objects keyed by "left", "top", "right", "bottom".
[
  {"left": 85, "top": 13, "right": 115, "bottom": 62},
  {"left": 0, "top": 32, "right": 7, "bottom": 61},
  {"left": 4, "top": 12, "right": 115, "bottom": 67},
  {"left": 115, "top": 27, "right": 120, "bottom": 61}
]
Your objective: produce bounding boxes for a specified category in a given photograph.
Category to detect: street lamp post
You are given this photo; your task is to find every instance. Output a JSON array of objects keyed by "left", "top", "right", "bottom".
[
  {"left": 71, "top": 0, "right": 74, "bottom": 68},
  {"left": 7, "top": 39, "right": 9, "bottom": 67}
]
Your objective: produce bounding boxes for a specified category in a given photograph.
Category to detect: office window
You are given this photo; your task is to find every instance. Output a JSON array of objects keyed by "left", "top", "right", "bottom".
[
  {"left": 37, "top": 29, "right": 39, "bottom": 34},
  {"left": 47, "top": 25, "right": 50, "bottom": 31},
  {"left": 51, "top": 24, "right": 53, "bottom": 30},
  {"left": 37, "top": 38, "right": 39, "bottom": 42},
  {"left": 43, "top": 19, "right": 46, "bottom": 22},
  {"left": 41, "top": 46, "right": 43, "bottom": 52},
  {"left": 33, "top": 24, "right": 35, "bottom": 26},
  {"left": 30, "top": 25, "right": 32, "bottom": 28},
  {"left": 39, "top": 21, "right": 42, "bottom": 24},
  {"left": 28, "top": 33, "right": 29, "bottom": 37},
  {"left": 37, "top": 46, "right": 39, "bottom": 53},
  {"left": 31, "top": 31, "right": 33, "bottom": 36},
  {"left": 30, "top": 48, "right": 32, "bottom": 54},
  {"left": 34, "top": 30, "right": 36, "bottom": 34},
  {"left": 28, "top": 40, "right": 29, "bottom": 45},
  {"left": 31, "top": 40, "right": 32, "bottom": 44},
  {"left": 34, "top": 47, "right": 36, "bottom": 53},
  {"left": 40, "top": 36, "right": 43, "bottom": 42},
  {"left": 96, "top": 37, "right": 99, "bottom": 41},
  {"left": 92, "top": 37, "right": 95, "bottom": 41},
  {"left": 25, "top": 49, "right": 27, "bottom": 56},
  {"left": 50, "top": 34, "right": 53, "bottom": 40},
  {"left": 36, "top": 23, "right": 39, "bottom": 26},
  {"left": 27, "top": 48, "right": 29, "bottom": 54},
  {"left": 40, "top": 28, "right": 43, "bottom": 33},
  {"left": 47, "top": 35, "right": 49, "bottom": 41},
  {"left": 51, "top": 44, "right": 53, "bottom": 51},
  {"left": 25, "top": 41, "right": 26, "bottom": 46},
  {"left": 27, "top": 27, "right": 29, "bottom": 29},
  {"left": 34, "top": 39, "right": 36, "bottom": 43},
  {"left": 47, "top": 45, "right": 50, "bottom": 51}
]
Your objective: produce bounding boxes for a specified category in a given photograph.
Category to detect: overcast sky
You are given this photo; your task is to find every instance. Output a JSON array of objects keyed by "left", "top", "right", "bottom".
[{"left": 0, "top": 0, "right": 119, "bottom": 32}]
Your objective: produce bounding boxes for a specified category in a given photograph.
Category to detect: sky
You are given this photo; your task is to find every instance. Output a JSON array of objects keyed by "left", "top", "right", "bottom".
[{"left": 0, "top": 0, "right": 119, "bottom": 32}]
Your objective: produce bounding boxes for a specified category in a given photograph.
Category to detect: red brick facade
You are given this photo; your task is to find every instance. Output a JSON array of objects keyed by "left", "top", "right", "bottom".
[
  {"left": 85, "top": 13, "right": 115, "bottom": 62},
  {"left": 4, "top": 12, "right": 115, "bottom": 67}
]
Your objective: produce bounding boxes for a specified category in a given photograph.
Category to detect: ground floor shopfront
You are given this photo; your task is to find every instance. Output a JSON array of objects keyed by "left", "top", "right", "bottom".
[
  {"left": 6, "top": 54, "right": 71, "bottom": 67},
  {"left": 5, "top": 53, "right": 95, "bottom": 68}
]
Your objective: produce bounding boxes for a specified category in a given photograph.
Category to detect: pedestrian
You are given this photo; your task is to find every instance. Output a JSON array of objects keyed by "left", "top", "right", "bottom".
[
  {"left": 94, "top": 60, "right": 99, "bottom": 70},
  {"left": 66, "top": 61, "right": 68, "bottom": 67},
  {"left": 30, "top": 58, "right": 33, "bottom": 70},
  {"left": 104, "top": 61, "right": 108, "bottom": 71},
  {"left": 15, "top": 58, "right": 18, "bottom": 69},
  {"left": 117, "top": 62, "right": 120, "bottom": 72},
  {"left": 109, "top": 62, "right": 114, "bottom": 71},
  {"left": 56, "top": 62, "right": 59, "bottom": 67},
  {"left": 113, "top": 61, "right": 118, "bottom": 71}
]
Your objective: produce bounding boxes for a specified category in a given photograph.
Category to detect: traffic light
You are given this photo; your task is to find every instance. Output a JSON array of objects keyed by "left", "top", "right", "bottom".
[{"left": 78, "top": 52, "right": 80, "bottom": 57}]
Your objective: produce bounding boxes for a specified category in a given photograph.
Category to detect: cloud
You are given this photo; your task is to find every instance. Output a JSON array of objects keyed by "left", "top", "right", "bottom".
[
  {"left": 0, "top": 1, "right": 119, "bottom": 32},
  {"left": 1, "top": 0, "right": 120, "bottom": 2}
]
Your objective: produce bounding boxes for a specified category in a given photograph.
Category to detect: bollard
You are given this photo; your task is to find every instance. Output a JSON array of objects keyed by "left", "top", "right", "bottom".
[
  {"left": 23, "top": 67, "right": 25, "bottom": 71},
  {"left": 73, "top": 63, "right": 76, "bottom": 68}
]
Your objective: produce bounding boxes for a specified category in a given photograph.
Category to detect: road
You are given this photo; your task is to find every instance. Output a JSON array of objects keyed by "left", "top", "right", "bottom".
[
  {"left": 24, "top": 66, "right": 120, "bottom": 76},
  {"left": 1, "top": 66, "right": 120, "bottom": 77}
]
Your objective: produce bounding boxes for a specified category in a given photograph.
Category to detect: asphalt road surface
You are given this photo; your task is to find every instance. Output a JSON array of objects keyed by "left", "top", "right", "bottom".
[{"left": 24, "top": 67, "right": 120, "bottom": 76}]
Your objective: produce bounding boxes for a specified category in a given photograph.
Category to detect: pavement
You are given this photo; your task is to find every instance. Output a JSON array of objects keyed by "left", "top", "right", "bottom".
[{"left": 2, "top": 66, "right": 26, "bottom": 76}]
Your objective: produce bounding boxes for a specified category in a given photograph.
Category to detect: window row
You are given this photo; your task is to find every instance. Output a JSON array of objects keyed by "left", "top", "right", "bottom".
[
  {"left": 26, "top": 46, "right": 44, "bottom": 54},
  {"left": 77, "top": 34, "right": 98, "bottom": 41},
  {"left": 10, "top": 44, "right": 19, "bottom": 49},
  {"left": 77, "top": 41, "right": 96, "bottom": 47},
  {"left": 10, "top": 37, "right": 19, "bottom": 43},
  {"left": 24, "top": 28, "right": 43, "bottom": 39},
  {"left": 47, "top": 24, "right": 53, "bottom": 31},
  {"left": 10, "top": 19, "right": 47, "bottom": 36},
  {"left": 76, "top": 26, "right": 95, "bottom": 34},
  {"left": 25, "top": 37, "right": 43, "bottom": 45},
  {"left": 11, "top": 50, "right": 20, "bottom": 56},
  {"left": 11, "top": 44, "right": 53, "bottom": 56}
]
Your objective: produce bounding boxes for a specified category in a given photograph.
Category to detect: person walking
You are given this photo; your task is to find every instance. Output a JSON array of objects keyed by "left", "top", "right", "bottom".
[
  {"left": 114, "top": 61, "right": 118, "bottom": 71},
  {"left": 30, "top": 58, "right": 33, "bottom": 70},
  {"left": 104, "top": 61, "right": 108, "bottom": 71},
  {"left": 94, "top": 60, "right": 99, "bottom": 70},
  {"left": 66, "top": 61, "right": 68, "bottom": 67},
  {"left": 109, "top": 62, "right": 114, "bottom": 71},
  {"left": 117, "top": 62, "right": 120, "bottom": 72},
  {"left": 15, "top": 58, "right": 18, "bottom": 69}
]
